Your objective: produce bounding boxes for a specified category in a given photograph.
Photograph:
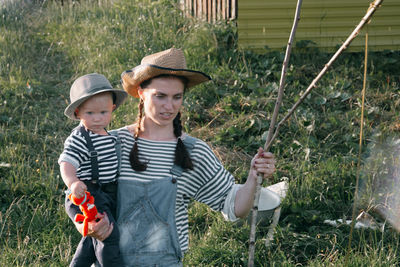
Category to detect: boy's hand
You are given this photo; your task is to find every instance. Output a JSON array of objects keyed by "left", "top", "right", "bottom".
[{"left": 70, "top": 180, "right": 87, "bottom": 198}]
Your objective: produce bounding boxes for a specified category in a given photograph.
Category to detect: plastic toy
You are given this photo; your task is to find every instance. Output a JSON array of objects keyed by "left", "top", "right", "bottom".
[{"left": 68, "top": 191, "right": 99, "bottom": 236}]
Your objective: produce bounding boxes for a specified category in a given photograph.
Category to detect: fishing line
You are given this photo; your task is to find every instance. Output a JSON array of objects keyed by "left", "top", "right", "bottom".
[{"left": 345, "top": 29, "right": 369, "bottom": 265}]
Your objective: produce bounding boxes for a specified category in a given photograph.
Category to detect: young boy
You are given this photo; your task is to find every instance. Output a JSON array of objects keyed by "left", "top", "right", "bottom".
[{"left": 59, "top": 73, "right": 127, "bottom": 266}]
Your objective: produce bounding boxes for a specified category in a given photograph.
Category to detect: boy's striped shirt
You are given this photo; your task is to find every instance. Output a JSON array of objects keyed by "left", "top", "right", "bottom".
[{"left": 59, "top": 127, "right": 119, "bottom": 183}]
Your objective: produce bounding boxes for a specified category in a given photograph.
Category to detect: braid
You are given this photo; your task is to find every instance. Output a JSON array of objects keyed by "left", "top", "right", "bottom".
[
  {"left": 174, "top": 112, "right": 193, "bottom": 170},
  {"left": 173, "top": 112, "right": 182, "bottom": 138},
  {"left": 135, "top": 99, "right": 144, "bottom": 137},
  {"left": 129, "top": 99, "right": 148, "bottom": 171}
]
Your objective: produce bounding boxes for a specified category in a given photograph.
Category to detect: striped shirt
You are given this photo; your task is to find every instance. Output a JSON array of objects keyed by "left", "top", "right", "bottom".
[
  {"left": 58, "top": 126, "right": 119, "bottom": 183},
  {"left": 115, "top": 127, "right": 236, "bottom": 252}
]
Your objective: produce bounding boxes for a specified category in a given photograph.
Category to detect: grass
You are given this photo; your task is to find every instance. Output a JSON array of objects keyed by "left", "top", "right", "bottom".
[{"left": 1, "top": 0, "right": 400, "bottom": 266}]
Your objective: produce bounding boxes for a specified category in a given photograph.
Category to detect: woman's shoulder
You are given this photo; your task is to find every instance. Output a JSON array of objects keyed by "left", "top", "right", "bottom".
[
  {"left": 182, "top": 133, "right": 213, "bottom": 154},
  {"left": 109, "top": 125, "right": 134, "bottom": 140},
  {"left": 183, "top": 134, "right": 224, "bottom": 170}
]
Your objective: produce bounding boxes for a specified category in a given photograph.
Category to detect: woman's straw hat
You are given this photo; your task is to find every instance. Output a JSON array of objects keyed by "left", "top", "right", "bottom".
[
  {"left": 64, "top": 73, "right": 127, "bottom": 120},
  {"left": 121, "top": 48, "right": 211, "bottom": 98}
]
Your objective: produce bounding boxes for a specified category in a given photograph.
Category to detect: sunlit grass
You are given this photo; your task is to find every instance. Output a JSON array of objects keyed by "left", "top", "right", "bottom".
[{"left": 1, "top": 0, "right": 400, "bottom": 266}]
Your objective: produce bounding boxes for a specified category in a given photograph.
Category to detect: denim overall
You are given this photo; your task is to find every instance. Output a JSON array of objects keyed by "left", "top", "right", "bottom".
[{"left": 117, "top": 136, "right": 196, "bottom": 267}]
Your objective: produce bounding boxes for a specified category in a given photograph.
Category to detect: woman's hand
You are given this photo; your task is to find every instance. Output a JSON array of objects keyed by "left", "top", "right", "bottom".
[
  {"left": 234, "top": 148, "right": 276, "bottom": 218},
  {"left": 249, "top": 147, "right": 276, "bottom": 181},
  {"left": 74, "top": 212, "right": 113, "bottom": 241}
]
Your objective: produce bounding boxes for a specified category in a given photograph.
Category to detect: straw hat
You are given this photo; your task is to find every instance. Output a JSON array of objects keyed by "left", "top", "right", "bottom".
[
  {"left": 64, "top": 73, "right": 128, "bottom": 120},
  {"left": 121, "top": 48, "right": 211, "bottom": 98}
]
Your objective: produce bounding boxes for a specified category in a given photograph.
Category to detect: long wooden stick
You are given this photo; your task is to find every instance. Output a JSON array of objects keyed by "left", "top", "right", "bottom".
[
  {"left": 265, "top": 206, "right": 281, "bottom": 247},
  {"left": 267, "top": 0, "right": 384, "bottom": 148},
  {"left": 344, "top": 30, "right": 368, "bottom": 266},
  {"left": 248, "top": 0, "right": 383, "bottom": 265},
  {"left": 248, "top": 1, "right": 303, "bottom": 266}
]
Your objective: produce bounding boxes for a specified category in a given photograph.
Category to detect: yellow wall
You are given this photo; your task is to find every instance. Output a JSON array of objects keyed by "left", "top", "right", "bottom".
[{"left": 237, "top": 0, "right": 400, "bottom": 52}]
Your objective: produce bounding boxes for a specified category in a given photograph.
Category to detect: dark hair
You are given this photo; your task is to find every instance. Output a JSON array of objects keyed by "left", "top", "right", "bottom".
[
  {"left": 140, "top": 74, "right": 189, "bottom": 90},
  {"left": 111, "top": 92, "right": 117, "bottom": 104},
  {"left": 129, "top": 98, "right": 148, "bottom": 171},
  {"left": 129, "top": 75, "right": 193, "bottom": 171}
]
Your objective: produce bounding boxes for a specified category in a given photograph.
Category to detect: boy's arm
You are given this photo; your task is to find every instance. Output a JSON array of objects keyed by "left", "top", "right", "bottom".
[{"left": 60, "top": 161, "right": 87, "bottom": 198}]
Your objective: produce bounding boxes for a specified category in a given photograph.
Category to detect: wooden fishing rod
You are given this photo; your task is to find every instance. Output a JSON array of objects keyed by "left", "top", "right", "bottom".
[
  {"left": 344, "top": 29, "right": 369, "bottom": 266},
  {"left": 248, "top": 0, "right": 384, "bottom": 266},
  {"left": 248, "top": 0, "right": 303, "bottom": 266},
  {"left": 267, "top": 0, "right": 384, "bottom": 148}
]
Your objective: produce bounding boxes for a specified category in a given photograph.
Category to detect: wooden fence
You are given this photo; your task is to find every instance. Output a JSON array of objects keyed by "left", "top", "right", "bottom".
[{"left": 179, "top": 0, "right": 237, "bottom": 22}]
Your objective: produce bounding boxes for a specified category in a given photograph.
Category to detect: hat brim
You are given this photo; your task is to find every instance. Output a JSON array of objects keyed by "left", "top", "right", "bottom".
[
  {"left": 64, "top": 88, "right": 128, "bottom": 120},
  {"left": 121, "top": 64, "right": 211, "bottom": 98}
]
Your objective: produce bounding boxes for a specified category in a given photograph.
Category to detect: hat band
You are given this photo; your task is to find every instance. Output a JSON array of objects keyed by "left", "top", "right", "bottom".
[
  {"left": 86, "top": 85, "right": 113, "bottom": 93},
  {"left": 137, "top": 64, "right": 212, "bottom": 79}
]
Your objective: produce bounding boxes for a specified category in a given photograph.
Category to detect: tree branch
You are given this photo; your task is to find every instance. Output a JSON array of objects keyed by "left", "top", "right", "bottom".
[{"left": 248, "top": 1, "right": 303, "bottom": 266}]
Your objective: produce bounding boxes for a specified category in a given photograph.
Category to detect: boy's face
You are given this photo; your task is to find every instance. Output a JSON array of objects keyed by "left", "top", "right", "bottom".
[{"left": 75, "top": 92, "right": 115, "bottom": 135}]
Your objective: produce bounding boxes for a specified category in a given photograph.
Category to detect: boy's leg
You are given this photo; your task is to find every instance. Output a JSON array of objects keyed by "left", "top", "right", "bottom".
[
  {"left": 93, "top": 222, "right": 123, "bottom": 266},
  {"left": 65, "top": 195, "right": 81, "bottom": 222},
  {"left": 66, "top": 186, "right": 98, "bottom": 266},
  {"left": 69, "top": 237, "right": 96, "bottom": 267},
  {"left": 93, "top": 188, "right": 123, "bottom": 266}
]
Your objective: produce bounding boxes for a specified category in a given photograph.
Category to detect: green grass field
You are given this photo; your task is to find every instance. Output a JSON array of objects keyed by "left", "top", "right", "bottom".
[{"left": 1, "top": 0, "right": 400, "bottom": 266}]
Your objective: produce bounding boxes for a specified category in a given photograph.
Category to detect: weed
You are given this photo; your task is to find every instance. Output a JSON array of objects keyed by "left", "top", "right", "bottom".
[{"left": 1, "top": 0, "right": 400, "bottom": 266}]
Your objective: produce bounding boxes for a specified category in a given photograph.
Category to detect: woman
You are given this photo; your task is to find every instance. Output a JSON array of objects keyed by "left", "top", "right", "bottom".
[{"left": 75, "top": 48, "right": 276, "bottom": 266}]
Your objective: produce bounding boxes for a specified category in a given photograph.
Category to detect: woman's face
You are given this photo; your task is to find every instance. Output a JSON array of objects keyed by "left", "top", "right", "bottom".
[{"left": 138, "top": 76, "right": 184, "bottom": 127}]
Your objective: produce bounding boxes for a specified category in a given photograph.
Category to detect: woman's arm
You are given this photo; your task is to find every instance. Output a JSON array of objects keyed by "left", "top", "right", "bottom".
[{"left": 234, "top": 148, "right": 276, "bottom": 218}]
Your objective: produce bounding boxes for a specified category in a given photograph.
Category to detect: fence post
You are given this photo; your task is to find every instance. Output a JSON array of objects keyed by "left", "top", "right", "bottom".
[{"left": 180, "top": 0, "right": 237, "bottom": 21}]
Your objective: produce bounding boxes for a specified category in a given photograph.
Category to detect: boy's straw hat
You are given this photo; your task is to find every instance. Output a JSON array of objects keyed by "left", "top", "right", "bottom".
[
  {"left": 120, "top": 48, "right": 211, "bottom": 98},
  {"left": 64, "top": 73, "right": 128, "bottom": 120}
]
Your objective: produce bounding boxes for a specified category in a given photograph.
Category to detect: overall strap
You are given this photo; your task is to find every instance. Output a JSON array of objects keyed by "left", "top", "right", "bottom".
[
  {"left": 79, "top": 126, "right": 99, "bottom": 183},
  {"left": 109, "top": 130, "right": 121, "bottom": 177},
  {"left": 170, "top": 135, "right": 197, "bottom": 177}
]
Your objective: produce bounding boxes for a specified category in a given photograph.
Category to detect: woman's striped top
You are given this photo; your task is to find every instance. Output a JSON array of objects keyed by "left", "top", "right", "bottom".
[
  {"left": 115, "top": 127, "right": 235, "bottom": 252},
  {"left": 58, "top": 126, "right": 119, "bottom": 183}
]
